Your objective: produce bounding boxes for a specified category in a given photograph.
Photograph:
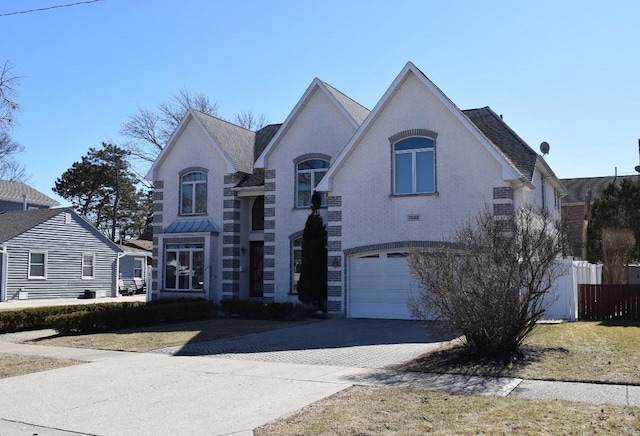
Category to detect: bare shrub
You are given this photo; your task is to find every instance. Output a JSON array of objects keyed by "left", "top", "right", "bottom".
[
  {"left": 408, "top": 205, "right": 565, "bottom": 356},
  {"left": 601, "top": 227, "right": 635, "bottom": 284}
]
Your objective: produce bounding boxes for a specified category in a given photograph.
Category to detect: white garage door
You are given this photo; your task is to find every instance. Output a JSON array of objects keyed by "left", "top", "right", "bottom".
[{"left": 348, "top": 252, "right": 420, "bottom": 319}]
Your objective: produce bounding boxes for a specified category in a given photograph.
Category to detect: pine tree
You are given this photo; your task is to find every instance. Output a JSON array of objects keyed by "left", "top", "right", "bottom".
[{"left": 297, "top": 191, "right": 328, "bottom": 312}]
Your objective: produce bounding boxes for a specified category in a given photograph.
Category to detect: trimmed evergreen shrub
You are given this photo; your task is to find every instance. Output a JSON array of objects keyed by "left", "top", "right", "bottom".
[{"left": 46, "top": 300, "right": 216, "bottom": 334}]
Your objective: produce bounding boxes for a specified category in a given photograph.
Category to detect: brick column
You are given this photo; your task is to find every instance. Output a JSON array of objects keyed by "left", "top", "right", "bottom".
[
  {"left": 221, "top": 174, "right": 243, "bottom": 300},
  {"left": 150, "top": 180, "right": 164, "bottom": 299},
  {"left": 493, "top": 186, "right": 514, "bottom": 230},
  {"left": 262, "top": 169, "right": 276, "bottom": 303},
  {"left": 326, "top": 195, "right": 343, "bottom": 315}
]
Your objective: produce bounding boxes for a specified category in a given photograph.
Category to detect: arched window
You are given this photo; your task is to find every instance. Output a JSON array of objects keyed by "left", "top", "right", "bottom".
[
  {"left": 393, "top": 137, "right": 436, "bottom": 194},
  {"left": 296, "top": 159, "right": 329, "bottom": 207},
  {"left": 180, "top": 171, "right": 207, "bottom": 215},
  {"left": 252, "top": 196, "right": 264, "bottom": 231}
]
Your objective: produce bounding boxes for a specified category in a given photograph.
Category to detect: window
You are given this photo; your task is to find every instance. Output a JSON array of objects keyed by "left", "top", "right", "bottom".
[
  {"left": 180, "top": 172, "right": 207, "bottom": 215},
  {"left": 82, "top": 254, "right": 95, "bottom": 279},
  {"left": 252, "top": 196, "right": 264, "bottom": 231},
  {"left": 133, "top": 258, "right": 144, "bottom": 279},
  {"left": 296, "top": 159, "right": 329, "bottom": 207},
  {"left": 291, "top": 237, "right": 302, "bottom": 293},
  {"left": 393, "top": 137, "right": 435, "bottom": 195},
  {"left": 28, "top": 251, "right": 47, "bottom": 279},
  {"left": 164, "top": 244, "right": 204, "bottom": 290}
]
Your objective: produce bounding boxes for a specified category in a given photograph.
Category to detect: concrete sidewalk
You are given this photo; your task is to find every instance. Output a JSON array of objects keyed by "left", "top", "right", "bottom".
[{"left": 0, "top": 340, "right": 639, "bottom": 436}]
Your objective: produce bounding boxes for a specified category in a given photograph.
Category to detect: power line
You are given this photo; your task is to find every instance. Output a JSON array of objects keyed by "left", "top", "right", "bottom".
[{"left": 0, "top": 0, "right": 103, "bottom": 17}]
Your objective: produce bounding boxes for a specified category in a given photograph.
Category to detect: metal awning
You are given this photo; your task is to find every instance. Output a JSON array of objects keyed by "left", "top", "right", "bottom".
[{"left": 161, "top": 219, "right": 221, "bottom": 235}]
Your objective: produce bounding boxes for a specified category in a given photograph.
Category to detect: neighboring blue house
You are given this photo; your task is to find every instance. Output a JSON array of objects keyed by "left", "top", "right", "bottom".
[
  {"left": 0, "top": 180, "right": 59, "bottom": 211},
  {"left": 0, "top": 208, "right": 122, "bottom": 301}
]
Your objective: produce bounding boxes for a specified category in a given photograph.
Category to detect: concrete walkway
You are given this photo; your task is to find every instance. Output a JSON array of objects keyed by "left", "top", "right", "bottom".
[{"left": 0, "top": 321, "right": 638, "bottom": 435}]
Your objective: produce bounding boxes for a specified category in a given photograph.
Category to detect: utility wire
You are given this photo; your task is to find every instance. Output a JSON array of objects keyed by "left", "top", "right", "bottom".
[{"left": 0, "top": 0, "right": 103, "bottom": 17}]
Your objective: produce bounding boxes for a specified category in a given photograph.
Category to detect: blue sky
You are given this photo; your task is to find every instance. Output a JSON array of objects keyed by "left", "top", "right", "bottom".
[{"left": 2, "top": 0, "right": 639, "bottom": 205}]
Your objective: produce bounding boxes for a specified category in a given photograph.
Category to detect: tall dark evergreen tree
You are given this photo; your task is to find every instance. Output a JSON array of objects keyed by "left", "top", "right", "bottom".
[
  {"left": 53, "top": 143, "right": 151, "bottom": 241},
  {"left": 297, "top": 191, "right": 328, "bottom": 312}
]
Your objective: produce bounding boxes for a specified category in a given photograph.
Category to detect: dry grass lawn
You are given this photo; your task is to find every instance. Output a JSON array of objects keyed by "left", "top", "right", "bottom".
[
  {"left": 0, "top": 353, "right": 82, "bottom": 379},
  {"left": 28, "top": 318, "right": 313, "bottom": 352},
  {"left": 255, "top": 385, "right": 640, "bottom": 435},
  {"left": 402, "top": 321, "right": 640, "bottom": 385}
]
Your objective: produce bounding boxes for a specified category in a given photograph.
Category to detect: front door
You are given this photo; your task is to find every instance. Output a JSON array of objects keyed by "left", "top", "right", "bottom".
[{"left": 249, "top": 241, "right": 264, "bottom": 297}]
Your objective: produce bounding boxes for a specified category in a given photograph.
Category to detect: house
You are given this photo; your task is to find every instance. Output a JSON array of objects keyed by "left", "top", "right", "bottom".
[
  {"left": 0, "top": 180, "right": 59, "bottom": 211},
  {"left": 118, "top": 241, "right": 152, "bottom": 291},
  {"left": 146, "top": 61, "right": 566, "bottom": 319},
  {"left": 0, "top": 208, "right": 122, "bottom": 301},
  {"left": 560, "top": 175, "right": 639, "bottom": 259}
]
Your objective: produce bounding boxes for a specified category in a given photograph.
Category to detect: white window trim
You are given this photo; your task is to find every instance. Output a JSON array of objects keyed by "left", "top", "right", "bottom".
[
  {"left": 392, "top": 137, "right": 436, "bottom": 195},
  {"left": 180, "top": 172, "right": 207, "bottom": 216},
  {"left": 82, "top": 253, "right": 96, "bottom": 279},
  {"left": 164, "top": 244, "right": 205, "bottom": 291},
  {"left": 28, "top": 250, "right": 47, "bottom": 280},
  {"left": 295, "top": 159, "right": 329, "bottom": 208},
  {"left": 291, "top": 236, "right": 302, "bottom": 294}
]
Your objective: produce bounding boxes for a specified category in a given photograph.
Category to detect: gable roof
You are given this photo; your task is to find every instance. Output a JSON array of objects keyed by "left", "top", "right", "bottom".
[
  {"left": 561, "top": 175, "right": 640, "bottom": 205},
  {"left": 254, "top": 78, "right": 369, "bottom": 168},
  {"left": 191, "top": 110, "right": 256, "bottom": 173},
  {"left": 462, "top": 107, "right": 538, "bottom": 182},
  {"left": 318, "top": 62, "right": 527, "bottom": 192},
  {"left": 0, "top": 208, "right": 122, "bottom": 252},
  {"left": 0, "top": 180, "right": 59, "bottom": 207},
  {"left": 0, "top": 208, "right": 61, "bottom": 242},
  {"left": 146, "top": 109, "right": 257, "bottom": 179}
]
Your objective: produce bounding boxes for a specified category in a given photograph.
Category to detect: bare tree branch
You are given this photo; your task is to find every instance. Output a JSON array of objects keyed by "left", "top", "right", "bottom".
[
  {"left": 235, "top": 109, "right": 268, "bottom": 130},
  {"left": 0, "top": 61, "right": 21, "bottom": 131},
  {"left": 119, "top": 89, "right": 219, "bottom": 166}
]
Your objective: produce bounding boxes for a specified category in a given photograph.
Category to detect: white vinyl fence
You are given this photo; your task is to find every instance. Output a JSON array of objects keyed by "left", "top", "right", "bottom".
[{"left": 543, "top": 259, "right": 602, "bottom": 321}]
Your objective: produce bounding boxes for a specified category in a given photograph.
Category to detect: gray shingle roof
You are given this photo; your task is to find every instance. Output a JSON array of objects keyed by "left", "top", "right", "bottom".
[
  {"left": 0, "top": 208, "right": 63, "bottom": 242},
  {"left": 0, "top": 180, "right": 59, "bottom": 207},
  {"left": 462, "top": 107, "right": 538, "bottom": 182},
  {"left": 192, "top": 110, "right": 256, "bottom": 174},
  {"left": 322, "top": 81, "right": 370, "bottom": 125},
  {"left": 560, "top": 175, "right": 640, "bottom": 204}
]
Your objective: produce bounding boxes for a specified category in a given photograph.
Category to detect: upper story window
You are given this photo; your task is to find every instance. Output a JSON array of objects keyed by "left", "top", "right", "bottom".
[
  {"left": 393, "top": 137, "right": 436, "bottom": 195},
  {"left": 296, "top": 159, "right": 329, "bottom": 208},
  {"left": 181, "top": 171, "right": 207, "bottom": 215}
]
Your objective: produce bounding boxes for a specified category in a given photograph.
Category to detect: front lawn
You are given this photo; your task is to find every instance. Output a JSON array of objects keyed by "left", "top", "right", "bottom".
[
  {"left": 0, "top": 353, "right": 83, "bottom": 379},
  {"left": 401, "top": 321, "right": 640, "bottom": 385},
  {"left": 254, "top": 385, "right": 640, "bottom": 435},
  {"left": 27, "top": 318, "right": 314, "bottom": 352}
]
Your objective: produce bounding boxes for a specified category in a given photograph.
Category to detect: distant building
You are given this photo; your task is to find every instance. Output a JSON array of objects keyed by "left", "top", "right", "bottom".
[
  {"left": 560, "top": 175, "right": 640, "bottom": 259},
  {"left": 0, "top": 180, "right": 59, "bottom": 211}
]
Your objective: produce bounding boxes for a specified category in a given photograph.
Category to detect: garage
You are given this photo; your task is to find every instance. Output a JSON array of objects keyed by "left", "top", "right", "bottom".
[{"left": 348, "top": 251, "right": 420, "bottom": 319}]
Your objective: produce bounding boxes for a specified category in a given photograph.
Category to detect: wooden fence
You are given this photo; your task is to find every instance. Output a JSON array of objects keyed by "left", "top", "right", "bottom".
[{"left": 578, "top": 284, "right": 640, "bottom": 321}]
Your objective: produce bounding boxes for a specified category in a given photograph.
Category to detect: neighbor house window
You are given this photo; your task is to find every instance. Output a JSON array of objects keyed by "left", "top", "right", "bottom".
[
  {"left": 393, "top": 137, "right": 435, "bottom": 195},
  {"left": 133, "top": 258, "right": 144, "bottom": 279},
  {"left": 164, "top": 243, "right": 204, "bottom": 290},
  {"left": 291, "top": 236, "right": 303, "bottom": 293},
  {"left": 82, "top": 253, "right": 95, "bottom": 279},
  {"left": 28, "top": 251, "right": 47, "bottom": 279},
  {"left": 180, "top": 171, "right": 207, "bottom": 215},
  {"left": 296, "top": 159, "right": 329, "bottom": 207}
]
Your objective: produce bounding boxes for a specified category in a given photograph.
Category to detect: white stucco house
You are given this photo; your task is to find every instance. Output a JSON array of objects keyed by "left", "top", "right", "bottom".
[{"left": 145, "top": 61, "right": 566, "bottom": 319}]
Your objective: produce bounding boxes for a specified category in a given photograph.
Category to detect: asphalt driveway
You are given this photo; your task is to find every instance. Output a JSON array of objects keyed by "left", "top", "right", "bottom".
[{"left": 155, "top": 318, "right": 458, "bottom": 369}]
